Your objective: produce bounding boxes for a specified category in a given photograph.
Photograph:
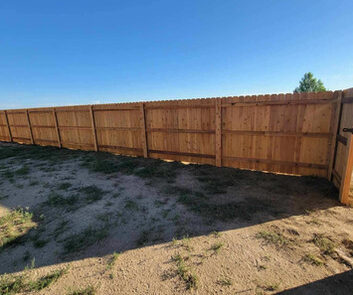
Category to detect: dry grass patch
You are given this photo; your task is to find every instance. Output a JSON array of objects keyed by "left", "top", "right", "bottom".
[
  {"left": 0, "top": 208, "right": 36, "bottom": 249},
  {"left": 256, "top": 230, "right": 289, "bottom": 248},
  {"left": 0, "top": 268, "right": 67, "bottom": 295},
  {"left": 303, "top": 253, "right": 324, "bottom": 266},
  {"left": 312, "top": 234, "right": 336, "bottom": 256}
]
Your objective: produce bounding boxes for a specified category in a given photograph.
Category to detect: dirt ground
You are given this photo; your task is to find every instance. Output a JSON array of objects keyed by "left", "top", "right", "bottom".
[{"left": 0, "top": 142, "right": 353, "bottom": 295}]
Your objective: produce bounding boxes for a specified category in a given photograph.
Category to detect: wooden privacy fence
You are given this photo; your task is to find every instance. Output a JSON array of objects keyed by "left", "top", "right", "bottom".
[{"left": 0, "top": 89, "right": 352, "bottom": 205}]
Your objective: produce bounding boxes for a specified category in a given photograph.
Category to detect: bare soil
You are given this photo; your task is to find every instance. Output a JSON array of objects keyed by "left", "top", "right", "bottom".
[{"left": 0, "top": 142, "right": 352, "bottom": 295}]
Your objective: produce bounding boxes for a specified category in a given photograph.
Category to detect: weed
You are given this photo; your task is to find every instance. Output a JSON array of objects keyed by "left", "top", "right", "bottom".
[
  {"left": 26, "top": 268, "right": 68, "bottom": 291},
  {"left": 210, "top": 242, "right": 224, "bottom": 254},
  {"left": 2, "top": 169, "right": 14, "bottom": 180},
  {"left": 0, "top": 268, "right": 67, "bottom": 294},
  {"left": 263, "top": 282, "right": 279, "bottom": 291},
  {"left": 162, "top": 208, "right": 171, "bottom": 218},
  {"left": 33, "top": 238, "right": 49, "bottom": 248},
  {"left": 46, "top": 192, "right": 79, "bottom": 210},
  {"left": 0, "top": 208, "right": 36, "bottom": 248},
  {"left": 257, "top": 264, "right": 267, "bottom": 271},
  {"left": 175, "top": 187, "right": 271, "bottom": 222},
  {"left": 217, "top": 277, "right": 232, "bottom": 286},
  {"left": 181, "top": 235, "right": 193, "bottom": 251},
  {"left": 171, "top": 238, "right": 178, "bottom": 247},
  {"left": 79, "top": 185, "right": 105, "bottom": 204},
  {"left": 15, "top": 166, "right": 29, "bottom": 176},
  {"left": 0, "top": 274, "right": 25, "bottom": 295},
  {"left": 124, "top": 199, "right": 138, "bottom": 211},
  {"left": 0, "top": 193, "right": 8, "bottom": 200},
  {"left": 53, "top": 220, "right": 70, "bottom": 239},
  {"left": 82, "top": 156, "right": 118, "bottom": 174},
  {"left": 29, "top": 180, "right": 39, "bottom": 186},
  {"left": 105, "top": 201, "right": 113, "bottom": 207},
  {"left": 342, "top": 239, "right": 353, "bottom": 256},
  {"left": 66, "top": 286, "right": 96, "bottom": 295},
  {"left": 303, "top": 253, "right": 324, "bottom": 266},
  {"left": 137, "top": 230, "right": 149, "bottom": 246},
  {"left": 107, "top": 252, "right": 120, "bottom": 270},
  {"left": 22, "top": 250, "right": 31, "bottom": 262},
  {"left": 62, "top": 226, "right": 109, "bottom": 255},
  {"left": 172, "top": 253, "right": 198, "bottom": 290},
  {"left": 112, "top": 193, "right": 120, "bottom": 198},
  {"left": 58, "top": 182, "right": 72, "bottom": 190},
  {"left": 312, "top": 234, "right": 335, "bottom": 255},
  {"left": 211, "top": 231, "right": 221, "bottom": 238},
  {"left": 256, "top": 230, "right": 289, "bottom": 247}
]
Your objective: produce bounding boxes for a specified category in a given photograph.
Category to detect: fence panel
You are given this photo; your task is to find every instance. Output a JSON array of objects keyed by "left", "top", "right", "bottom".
[
  {"left": 331, "top": 88, "right": 353, "bottom": 205},
  {"left": 1, "top": 89, "right": 353, "bottom": 204}
]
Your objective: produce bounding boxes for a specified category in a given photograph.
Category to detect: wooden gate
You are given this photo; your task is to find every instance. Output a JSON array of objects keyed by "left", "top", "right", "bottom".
[{"left": 330, "top": 88, "right": 353, "bottom": 205}]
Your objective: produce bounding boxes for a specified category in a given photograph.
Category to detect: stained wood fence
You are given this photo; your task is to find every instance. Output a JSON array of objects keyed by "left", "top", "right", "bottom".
[{"left": 0, "top": 89, "right": 352, "bottom": 205}]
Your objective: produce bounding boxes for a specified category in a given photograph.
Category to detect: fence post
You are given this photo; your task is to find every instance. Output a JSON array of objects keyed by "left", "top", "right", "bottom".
[
  {"left": 140, "top": 103, "right": 148, "bottom": 158},
  {"left": 215, "top": 99, "right": 222, "bottom": 167},
  {"left": 52, "top": 108, "right": 62, "bottom": 148},
  {"left": 26, "top": 110, "right": 34, "bottom": 144},
  {"left": 339, "top": 132, "right": 353, "bottom": 205},
  {"left": 328, "top": 91, "right": 342, "bottom": 180},
  {"left": 4, "top": 110, "right": 12, "bottom": 142},
  {"left": 89, "top": 105, "right": 98, "bottom": 152}
]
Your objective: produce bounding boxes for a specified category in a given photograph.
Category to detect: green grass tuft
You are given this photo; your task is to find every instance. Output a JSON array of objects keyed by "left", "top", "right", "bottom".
[
  {"left": 66, "top": 286, "right": 96, "bottom": 295},
  {"left": 62, "top": 226, "right": 109, "bottom": 255},
  {"left": 57, "top": 182, "right": 72, "bottom": 190},
  {"left": 107, "top": 252, "right": 120, "bottom": 270},
  {"left": 79, "top": 185, "right": 105, "bottom": 204},
  {"left": 256, "top": 230, "right": 289, "bottom": 247},
  {"left": 0, "top": 268, "right": 67, "bottom": 295},
  {"left": 172, "top": 254, "right": 198, "bottom": 290}
]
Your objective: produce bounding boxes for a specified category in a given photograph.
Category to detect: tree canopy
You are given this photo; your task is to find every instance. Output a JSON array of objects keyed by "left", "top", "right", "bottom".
[{"left": 294, "top": 72, "right": 326, "bottom": 93}]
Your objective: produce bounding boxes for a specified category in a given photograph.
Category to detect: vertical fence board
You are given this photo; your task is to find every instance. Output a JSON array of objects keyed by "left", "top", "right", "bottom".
[
  {"left": 4, "top": 110, "right": 13, "bottom": 142},
  {"left": 215, "top": 99, "right": 222, "bottom": 167},
  {"left": 328, "top": 91, "right": 342, "bottom": 180},
  {"left": 26, "top": 110, "right": 34, "bottom": 144},
  {"left": 140, "top": 103, "right": 148, "bottom": 158},
  {"left": 52, "top": 109, "right": 62, "bottom": 148},
  {"left": 89, "top": 106, "right": 98, "bottom": 152},
  {"left": 340, "top": 133, "right": 353, "bottom": 204}
]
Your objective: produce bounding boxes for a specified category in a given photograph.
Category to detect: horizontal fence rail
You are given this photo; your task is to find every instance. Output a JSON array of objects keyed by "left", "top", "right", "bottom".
[{"left": 1, "top": 89, "right": 353, "bottom": 205}]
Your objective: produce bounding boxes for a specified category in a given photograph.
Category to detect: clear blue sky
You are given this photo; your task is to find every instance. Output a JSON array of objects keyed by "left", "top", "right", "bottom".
[{"left": 1, "top": 0, "right": 353, "bottom": 109}]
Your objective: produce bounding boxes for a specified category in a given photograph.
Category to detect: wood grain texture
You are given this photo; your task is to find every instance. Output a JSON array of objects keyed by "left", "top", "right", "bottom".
[
  {"left": 140, "top": 103, "right": 148, "bottom": 158},
  {"left": 90, "top": 105, "right": 98, "bottom": 152},
  {"left": 26, "top": 110, "right": 34, "bottom": 144},
  {"left": 4, "top": 110, "right": 12, "bottom": 142},
  {"left": 215, "top": 99, "right": 222, "bottom": 167},
  {"left": 52, "top": 109, "right": 62, "bottom": 148},
  {"left": 339, "top": 133, "right": 353, "bottom": 204},
  {"left": 327, "top": 91, "right": 342, "bottom": 180}
]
